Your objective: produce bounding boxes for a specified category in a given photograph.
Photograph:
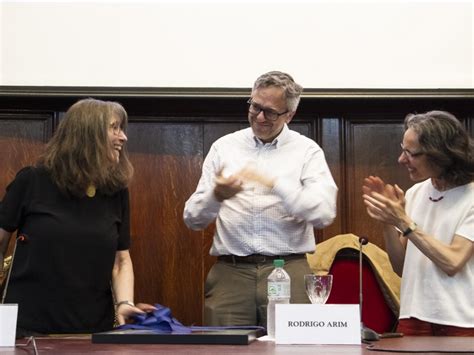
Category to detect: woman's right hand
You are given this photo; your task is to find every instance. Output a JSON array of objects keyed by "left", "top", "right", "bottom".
[{"left": 362, "top": 176, "right": 407, "bottom": 227}]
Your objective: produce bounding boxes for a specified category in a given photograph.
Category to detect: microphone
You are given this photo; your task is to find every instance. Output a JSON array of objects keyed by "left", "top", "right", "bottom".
[
  {"left": 1, "top": 234, "right": 28, "bottom": 304},
  {"left": 359, "top": 236, "right": 380, "bottom": 341}
]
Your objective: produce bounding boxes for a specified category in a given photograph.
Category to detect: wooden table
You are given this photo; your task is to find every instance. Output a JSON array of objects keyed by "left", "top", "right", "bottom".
[{"left": 3, "top": 336, "right": 473, "bottom": 354}]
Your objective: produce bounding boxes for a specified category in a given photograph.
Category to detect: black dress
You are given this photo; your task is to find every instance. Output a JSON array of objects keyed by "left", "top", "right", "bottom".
[{"left": 0, "top": 166, "right": 130, "bottom": 334}]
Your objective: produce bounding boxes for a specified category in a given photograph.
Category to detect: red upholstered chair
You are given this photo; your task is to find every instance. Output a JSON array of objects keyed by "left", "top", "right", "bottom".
[
  {"left": 326, "top": 248, "right": 398, "bottom": 334},
  {"left": 307, "top": 234, "right": 401, "bottom": 335}
]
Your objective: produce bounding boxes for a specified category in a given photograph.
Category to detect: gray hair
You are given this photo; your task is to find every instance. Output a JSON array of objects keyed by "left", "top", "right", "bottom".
[
  {"left": 405, "top": 110, "right": 474, "bottom": 186},
  {"left": 253, "top": 71, "right": 303, "bottom": 112}
]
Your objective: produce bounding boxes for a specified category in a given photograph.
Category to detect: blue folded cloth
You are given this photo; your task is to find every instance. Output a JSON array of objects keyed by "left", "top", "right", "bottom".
[{"left": 117, "top": 304, "right": 265, "bottom": 334}]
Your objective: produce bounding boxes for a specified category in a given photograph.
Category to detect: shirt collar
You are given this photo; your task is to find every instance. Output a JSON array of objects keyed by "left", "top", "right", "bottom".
[{"left": 250, "top": 124, "right": 290, "bottom": 148}]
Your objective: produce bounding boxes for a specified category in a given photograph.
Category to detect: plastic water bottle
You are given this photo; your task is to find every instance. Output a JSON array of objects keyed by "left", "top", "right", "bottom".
[{"left": 267, "top": 259, "right": 291, "bottom": 339}]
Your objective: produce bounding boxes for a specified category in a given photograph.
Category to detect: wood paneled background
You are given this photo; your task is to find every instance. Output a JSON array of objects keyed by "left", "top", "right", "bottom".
[{"left": 1, "top": 87, "right": 473, "bottom": 326}]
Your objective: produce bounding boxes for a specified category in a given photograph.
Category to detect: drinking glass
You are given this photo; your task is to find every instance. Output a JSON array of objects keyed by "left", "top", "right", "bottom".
[{"left": 304, "top": 274, "right": 333, "bottom": 304}]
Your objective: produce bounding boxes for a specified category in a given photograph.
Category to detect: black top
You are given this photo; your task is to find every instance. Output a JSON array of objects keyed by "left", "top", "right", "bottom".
[{"left": 0, "top": 166, "right": 130, "bottom": 334}]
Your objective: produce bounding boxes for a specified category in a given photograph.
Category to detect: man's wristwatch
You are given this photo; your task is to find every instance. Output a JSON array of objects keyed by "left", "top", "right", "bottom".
[{"left": 402, "top": 222, "right": 417, "bottom": 237}]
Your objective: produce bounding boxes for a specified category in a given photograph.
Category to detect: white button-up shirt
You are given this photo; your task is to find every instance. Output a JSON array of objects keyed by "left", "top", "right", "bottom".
[{"left": 183, "top": 124, "right": 338, "bottom": 256}]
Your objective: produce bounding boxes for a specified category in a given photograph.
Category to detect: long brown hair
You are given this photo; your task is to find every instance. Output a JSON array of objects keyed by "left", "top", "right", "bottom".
[{"left": 38, "top": 98, "right": 133, "bottom": 197}]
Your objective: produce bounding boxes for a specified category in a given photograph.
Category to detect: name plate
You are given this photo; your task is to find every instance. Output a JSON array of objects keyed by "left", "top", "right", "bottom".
[
  {"left": 0, "top": 304, "right": 18, "bottom": 347},
  {"left": 275, "top": 304, "right": 360, "bottom": 344}
]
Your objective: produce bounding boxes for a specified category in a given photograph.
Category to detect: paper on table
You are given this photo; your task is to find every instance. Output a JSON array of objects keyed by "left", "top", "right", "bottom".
[{"left": 0, "top": 304, "right": 18, "bottom": 347}]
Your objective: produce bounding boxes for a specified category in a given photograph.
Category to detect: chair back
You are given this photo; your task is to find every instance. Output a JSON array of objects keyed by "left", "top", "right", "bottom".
[
  {"left": 327, "top": 249, "right": 397, "bottom": 334},
  {"left": 307, "top": 234, "right": 401, "bottom": 334}
]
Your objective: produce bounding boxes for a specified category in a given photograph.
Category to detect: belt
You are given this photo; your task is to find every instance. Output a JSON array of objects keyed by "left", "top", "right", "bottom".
[{"left": 217, "top": 254, "right": 306, "bottom": 264}]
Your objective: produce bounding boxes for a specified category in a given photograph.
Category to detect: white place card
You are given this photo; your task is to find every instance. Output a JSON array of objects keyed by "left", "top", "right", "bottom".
[
  {"left": 275, "top": 304, "right": 360, "bottom": 345},
  {"left": 0, "top": 304, "right": 18, "bottom": 347}
]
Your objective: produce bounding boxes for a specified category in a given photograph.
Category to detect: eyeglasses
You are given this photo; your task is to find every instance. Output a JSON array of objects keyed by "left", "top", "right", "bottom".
[
  {"left": 109, "top": 122, "right": 124, "bottom": 136},
  {"left": 400, "top": 143, "right": 424, "bottom": 159},
  {"left": 247, "top": 99, "right": 289, "bottom": 121}
]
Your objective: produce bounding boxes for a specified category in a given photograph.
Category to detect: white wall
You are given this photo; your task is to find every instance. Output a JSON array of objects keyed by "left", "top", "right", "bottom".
[{"left": 1, "top": 0, "right": 473, "bottom": 88}]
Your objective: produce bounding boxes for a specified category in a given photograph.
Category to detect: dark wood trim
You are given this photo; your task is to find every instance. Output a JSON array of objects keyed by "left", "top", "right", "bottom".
[{"left": 1, "top": 86, "right": 474, "bottom": 98}]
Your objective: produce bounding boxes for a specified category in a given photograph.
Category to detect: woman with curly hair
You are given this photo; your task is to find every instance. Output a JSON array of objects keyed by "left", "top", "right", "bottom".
[{"left": 363, "top": 110, "right": 474, "bottom": 336}]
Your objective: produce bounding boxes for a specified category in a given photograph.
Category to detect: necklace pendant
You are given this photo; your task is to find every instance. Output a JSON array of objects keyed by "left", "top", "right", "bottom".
[
  {"left": 429, "top": 195, "right": 444, "bottom": 202},
  {"left": 86, "top": 185, "right": 96, "bottom": 198}
]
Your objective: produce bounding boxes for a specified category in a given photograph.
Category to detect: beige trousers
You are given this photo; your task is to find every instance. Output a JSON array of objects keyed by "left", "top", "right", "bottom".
[{"left": 204, "top": 257, "right": 312, "bottom": 328}]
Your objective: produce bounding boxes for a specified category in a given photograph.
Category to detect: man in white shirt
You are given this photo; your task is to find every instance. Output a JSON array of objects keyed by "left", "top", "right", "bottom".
[{"left": 183, "top": 71, "right": 338, "bottom": 328}]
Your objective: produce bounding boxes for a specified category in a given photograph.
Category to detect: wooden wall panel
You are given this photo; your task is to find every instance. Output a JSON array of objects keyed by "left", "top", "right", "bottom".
[
  {"left": 345, "top": 117, "right": 409, "bottom": 248},
  {"left": 0, "top": 112, "right": 53, "bottom": 193},
  {"left": 126, "top": 120, "right": 204, "bottom": 325},
  {"left": 320, "top": 117, "right": 343, "bottom": 241},
  {"left": 203, "top": 122, "right": 245, "bottom": 156},
  {"left": 0, "top": 88, "right": 473, "bottom": 327}
]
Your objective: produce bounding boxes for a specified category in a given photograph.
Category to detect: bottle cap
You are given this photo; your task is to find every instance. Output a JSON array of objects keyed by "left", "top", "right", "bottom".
[{"left": 273, "top": 259, "right": 284, "bottom": 268}]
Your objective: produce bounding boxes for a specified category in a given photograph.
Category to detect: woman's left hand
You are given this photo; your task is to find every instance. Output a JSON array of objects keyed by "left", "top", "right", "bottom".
[{"left": 116, "top": 302, "right": 157, "bottom": 325}]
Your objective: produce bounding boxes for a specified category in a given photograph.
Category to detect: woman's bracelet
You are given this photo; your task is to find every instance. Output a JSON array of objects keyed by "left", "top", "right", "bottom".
[{"left": 115, "top": 300, "right": 135, "bottom": 308}]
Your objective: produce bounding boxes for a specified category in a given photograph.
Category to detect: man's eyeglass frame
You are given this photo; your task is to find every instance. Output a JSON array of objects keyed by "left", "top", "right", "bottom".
[{"left": 247, "top": 99, "right": 289, "bottom": 121}]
